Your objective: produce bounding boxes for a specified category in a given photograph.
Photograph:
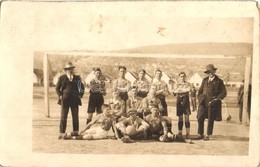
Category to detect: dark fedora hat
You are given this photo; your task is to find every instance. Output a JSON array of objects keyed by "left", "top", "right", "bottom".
[
  {"left": 204, "top": 64, "right": 217, "bottom": 73},
  {"left": 64, "top": 62, "right": 75, "bottom": 69}
]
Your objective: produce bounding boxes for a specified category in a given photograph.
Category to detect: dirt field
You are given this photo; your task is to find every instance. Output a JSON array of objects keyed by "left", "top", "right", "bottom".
[{"left": 33, "top": 87, "right": 249, "bottom": 155}]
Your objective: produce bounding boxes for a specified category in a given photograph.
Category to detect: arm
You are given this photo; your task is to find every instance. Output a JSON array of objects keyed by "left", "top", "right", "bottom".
[
  {"left": 100, "top": 81, "right": 106, "bottom": 95},
  {"left": 80, "top": 115, "right": 99, "bottom": 134},
  {"left": 156, "top": 83, "right": 169, "bottom": 96},
  {"left": 116, "top": 119, "right": 128, "bottom": 135},
  {"left": 216, "top": 80, "right": 227, "bottom": 100},
  {"left": 55, "top": 76, "right": 63, "bottom": 98},
  {"left": 78, "top": 78, "right": 85, "bottom": 98},
  {"left": 114, "top": 100, "right": 126, "bottom": 117}
]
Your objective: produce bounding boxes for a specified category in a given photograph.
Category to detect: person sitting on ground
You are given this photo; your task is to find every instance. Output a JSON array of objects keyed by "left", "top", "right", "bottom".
[
  {"left": 63, "top": 104, "right": 119, "bottom": 140},
  {"left": 142, "top": 85, "right": 164, "bottom": 116},
  {"left": 116, "top": 108, "right": 149, "bottom": 143},
  {"left": 126, "top": 86, "right": 144, "bottom": 118},
  {"left": 144, "top": 107, "right": 175, "bottom": 142}
]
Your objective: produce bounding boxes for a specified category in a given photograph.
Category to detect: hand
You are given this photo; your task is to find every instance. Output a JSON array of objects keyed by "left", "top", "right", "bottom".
[{"left": 59, "top": 96, "right": 62, "bottom": 100}]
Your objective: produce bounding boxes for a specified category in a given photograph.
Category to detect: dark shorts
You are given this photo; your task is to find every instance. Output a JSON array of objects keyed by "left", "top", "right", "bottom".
[
  {"left": 87, "top": 93, "right": 104, "bottom": 113},
  {"left": 119, "top": 92, "right": 128, "bottom": 101},
  {"left": 176, "top": 95, "right": 191, "bottom": 116},
  {"left": 137, "top": 91, "right": 148, "bottom": 98}
]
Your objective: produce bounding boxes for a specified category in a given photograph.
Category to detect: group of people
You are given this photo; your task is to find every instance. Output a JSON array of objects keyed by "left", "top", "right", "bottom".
[{"left": 56, "top": 62, "right": 227, "bottom": 142}]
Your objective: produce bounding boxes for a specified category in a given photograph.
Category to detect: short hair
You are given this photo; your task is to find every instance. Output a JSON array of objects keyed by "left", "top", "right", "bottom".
[
  {"left": 155, "top": 69, "right": 162, "bottom": 74},
  {"left": 93, "top": 67, "right": 101, "bottom": 72},
  {"left": 179, "top": 72, "right": 186, "bottom": 77},
  {"left": 139, "top": 69, "right": 146, "bottom": 74},
  {"left": 102, "top": 104, "right": 111, "bottom": 110},
  {"left": 118, "top": 66, "right": 127, "bottom": 71}
]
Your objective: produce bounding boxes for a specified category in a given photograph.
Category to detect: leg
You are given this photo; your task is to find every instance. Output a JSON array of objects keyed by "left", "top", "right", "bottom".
[
  {"left": 197, "top": 113, "right": 205, "bottom": 137},
  {"left": 60, "top": 103, "right": 69, "bottom": 133},
  {"left": 184, "top": 115, "right": 190, "bottom": 138},
  {"left": 160, "top": 98, "right": 168, "bottom": 116},
  {"left": 206, "top": 105, "right": 215, "bottom": 137},
  {"left": 86, "top": 94, "right": 96, "bottom": 124},
  {"left": 71, "top": 105, "right": 79, "bottom": 132},
  {"left": 87, "top": 113, "right": 94, "bottom": 124},
  {"left": 178, "top": 115, "right": 184, "bottom": 135},
  {"left": 239, "top": 105, "right": 243, "bottom": 123}
]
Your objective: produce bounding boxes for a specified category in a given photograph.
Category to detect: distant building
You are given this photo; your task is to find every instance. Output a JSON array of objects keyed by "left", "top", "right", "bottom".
[
  {"left": 52, "top": 72, "right": 62, "bottom": 86},
  {"left": 33, "top": 68, "right": 43, "bottom": 86},
  {"left": 188, "top": 72, "right": 203, "bottom": 88},
  {"left": 125, "top": 71, "right": 137, "bottom": 86}
]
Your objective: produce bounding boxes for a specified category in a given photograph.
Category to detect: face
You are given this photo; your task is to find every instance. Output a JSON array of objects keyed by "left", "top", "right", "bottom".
[
  {"left": 139, "top": 71, "right": 145, "bottom": 79},
  {"left": 94, "top": 71, "right": 101, "bottom": 78},
  {"left": 65, "top": 68, "right": 74, "bottom": 75},
  {"left": 207, "top": 70, "right": 216, "bottom": 78},
  {"left": 151, "top": 108, "right": 159, "bottom": 117},
  {"left": 179, "top": 74, "right": 186, "bottom": 82},
  {"left": 118, "top": 68, "right": 126, "bottom": 78},
  {"left": 155, "top": 71, "right": 162, "bottom": 80},
  {"left": 129, "top": 113, "right": 137, "bottom": 119},
  {"left": 102, "top": 107, "right": 111, "bottom": 116}
]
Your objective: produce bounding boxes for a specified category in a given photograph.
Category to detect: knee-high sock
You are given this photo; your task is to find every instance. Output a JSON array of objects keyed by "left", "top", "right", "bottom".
[{"left": 178, "top": 121, "right": 183, "bottom": 131}]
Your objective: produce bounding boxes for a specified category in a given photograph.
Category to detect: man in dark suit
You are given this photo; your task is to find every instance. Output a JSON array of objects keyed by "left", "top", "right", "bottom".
[
  {"left": 56, "top": 62, "right": 85, "bottom": 139},
  {"left": 197, "top": 64, "right": 227, "bottom": 141}
]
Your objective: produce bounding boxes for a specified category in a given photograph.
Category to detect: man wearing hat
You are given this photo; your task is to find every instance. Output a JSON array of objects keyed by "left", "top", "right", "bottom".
[
  {"left": 196, "top": 64, "right": 227, "bottom": 140},
  {"left": 56, "top": 62, "right": 85, "bottom": 139}
]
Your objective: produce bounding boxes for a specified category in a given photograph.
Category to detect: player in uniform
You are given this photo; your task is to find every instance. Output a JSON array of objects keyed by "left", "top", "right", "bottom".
[
  {"left": 133, "top": 69, "right": 150, "bottom": 98},
  {"left": 126, "top": 86, "right": 144, "bottom": 118},
  {"left": 116, "top": 108, "right": 149, "bottom": 143},
  {"left": 63, "top": 104, "right": 119, "bottom": 140},
  {"left": 112, "top": 66, "right": 131, "bottom": 102},
  {"left": 144, "top": 107, "right": 175, "bottom": 142},
  {"left": 142, "top": 85, "right": 164, "bottom": 116},
  {"left": 151, "top": 69, "right": 169, "bottom": 116},
  {"left": 86, "top": 68, "right": 106, "bottom": 125},
  {"left": 172, "top": 72, "right": 191, "bottom": 139}
]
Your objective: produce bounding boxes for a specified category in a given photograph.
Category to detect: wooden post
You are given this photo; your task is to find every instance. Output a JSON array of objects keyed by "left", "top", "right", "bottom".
[
  {"left": 242, "top": 56, "right": 251, "bottom": 125},
  {"left": 43, "top": 53, "right": 50, "bottom": 118}
]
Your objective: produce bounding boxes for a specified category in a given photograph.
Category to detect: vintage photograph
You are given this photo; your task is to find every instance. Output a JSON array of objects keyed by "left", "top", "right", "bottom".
[
  {"left": 33, "top": 17, "right": 253, "bottom": 155},
  {"left": 0, "top": 1, "right": 259, "bottom": 167}
]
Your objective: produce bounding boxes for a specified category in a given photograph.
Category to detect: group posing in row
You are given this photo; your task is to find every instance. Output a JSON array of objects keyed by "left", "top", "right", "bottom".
[{"left": 56, "top": 62, "right": 226, "bottom": 142}]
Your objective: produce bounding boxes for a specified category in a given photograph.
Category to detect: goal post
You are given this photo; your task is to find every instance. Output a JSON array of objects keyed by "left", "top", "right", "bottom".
[{"left": 43, "top": 53, "right": 50, "bottom": 118}]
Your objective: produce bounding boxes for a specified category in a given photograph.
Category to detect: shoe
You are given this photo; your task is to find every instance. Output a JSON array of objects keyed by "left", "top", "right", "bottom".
[
  {"left": 58, "top": 133, "right": 65, "bottom": 139},
  {"left": 186, "top": 134, "right": 190, "bottom": 139},
  {"left": 195, "top": 134, "right": 204, "bottom": 140},
  {"left": 227, "top": 115, "right": 232, "bottom": 121},
  {"left": 175, "top": 134, "right": 185, "bottom": 142},
  {"left": 204, "top": 135, "right": 210, "bottom": 141},
  {"left": 63, "top": 134, "right": 72, "bottom": 140}
]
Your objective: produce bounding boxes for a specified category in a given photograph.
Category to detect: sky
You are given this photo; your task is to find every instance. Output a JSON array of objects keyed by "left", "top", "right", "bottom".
[{"left": 29, "top": 3, "right": 254, "bottom": 51}]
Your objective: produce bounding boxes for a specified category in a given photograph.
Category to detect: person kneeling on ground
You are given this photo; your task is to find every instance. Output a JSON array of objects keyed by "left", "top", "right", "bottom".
[
  {"left": 63, "top": 104, "right": 119, "bottom": 140},
  {"left": 144, "top": 107, "right": 175, "bottom": 142},
  {"left": 116, "top": 108, "right": 149, "bottom": 143}
]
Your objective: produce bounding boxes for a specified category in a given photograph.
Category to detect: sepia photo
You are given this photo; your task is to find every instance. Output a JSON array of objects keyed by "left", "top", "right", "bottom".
[{"left": 0, "top": 1, "right": 259, "bottom": 167}]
